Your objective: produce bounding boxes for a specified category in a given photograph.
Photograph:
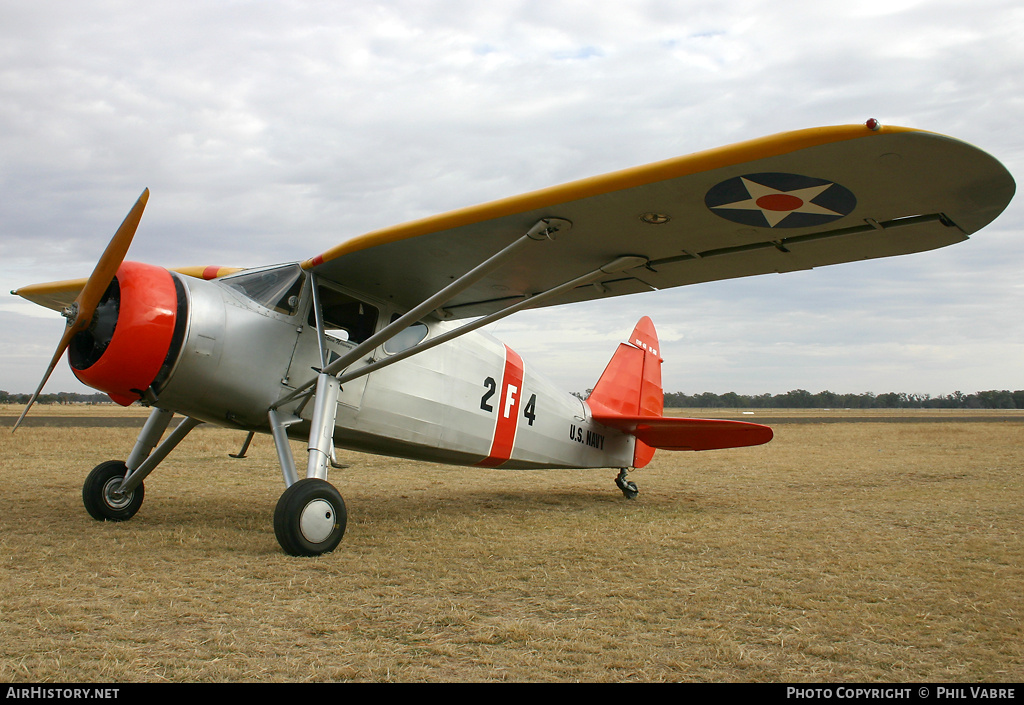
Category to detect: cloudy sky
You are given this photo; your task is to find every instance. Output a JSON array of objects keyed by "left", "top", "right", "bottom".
[{"left": 2, "top": 0, "right": 1022, "bottom": 399}]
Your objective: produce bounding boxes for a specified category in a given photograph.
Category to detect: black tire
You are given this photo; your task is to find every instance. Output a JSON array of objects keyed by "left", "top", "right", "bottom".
[
  {"left": 273, "top": 478, "right": 347, "bottom": 556},
  {"left": 615, "top": 475, "right": 639, "bottom": 500},
  {"left": 82, "top": 460, "right": 145, "bottom": 521}
]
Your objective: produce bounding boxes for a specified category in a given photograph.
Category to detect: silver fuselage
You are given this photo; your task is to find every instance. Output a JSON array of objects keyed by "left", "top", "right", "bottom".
[{"left": 153, "top": 266, "right": 634, "bottom": 469}]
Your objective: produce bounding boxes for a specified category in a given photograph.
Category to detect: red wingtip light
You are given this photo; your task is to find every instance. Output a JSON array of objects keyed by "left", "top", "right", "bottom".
[{"left": 866, "top": 118, "right": 881, "bottom": 131}]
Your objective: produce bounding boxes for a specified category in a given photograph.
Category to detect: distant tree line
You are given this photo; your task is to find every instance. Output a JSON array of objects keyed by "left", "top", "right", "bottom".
[
  {"left": 0, "top": 391, "right": 113, "bottom": 405},
  {"left": 7, "top": 388, "right": 1024, "bottom": 410},
  {"left": 662, "top": 389, "right": 1024, "bottom": 409},
  {"left": 570, "top": 388, "right": 1024, "bottom": 409}
]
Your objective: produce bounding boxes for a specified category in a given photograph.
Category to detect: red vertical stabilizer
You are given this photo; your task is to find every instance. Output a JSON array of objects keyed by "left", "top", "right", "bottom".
[
  {"left": 586, "top": 317, "right": 663, "bottom": 467},
  {"left": 587, "top": 317, "right": 773, "bottom": 467}
]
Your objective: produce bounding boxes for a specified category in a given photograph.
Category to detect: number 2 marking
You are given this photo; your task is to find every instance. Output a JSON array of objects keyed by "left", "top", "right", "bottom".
[{"left": 481, "top": 376, "right": 496, "bottom": 412}]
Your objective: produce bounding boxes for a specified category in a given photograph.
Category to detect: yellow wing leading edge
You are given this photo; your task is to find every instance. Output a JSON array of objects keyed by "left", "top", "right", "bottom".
[
  {"left": 301, "top": 122, "right": 1014, "bottom": 319},
  {"left": 14, "top": 123, "right": 1014, "bottom": 319}
]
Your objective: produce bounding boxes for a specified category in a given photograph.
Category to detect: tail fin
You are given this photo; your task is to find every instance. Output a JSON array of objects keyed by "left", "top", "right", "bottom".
[
  {"left": 587, "top": 317, "right": 773, "bottom": 468},
  {"left": 587, "top": 316, "right": 663, "bottom": 467}
]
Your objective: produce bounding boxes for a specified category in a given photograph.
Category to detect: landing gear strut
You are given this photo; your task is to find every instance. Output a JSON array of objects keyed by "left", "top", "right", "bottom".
[
  {"left": 615, "top": 468, "right": 639, "bottom": 499},
  {"left": 268, "top": 371, "right": 348, "bottom": 556}
]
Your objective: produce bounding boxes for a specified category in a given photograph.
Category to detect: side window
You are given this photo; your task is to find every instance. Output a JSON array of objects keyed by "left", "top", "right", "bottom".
[
  {"left": 310, "top": 287, "right": 379, "bottom": 344},
  {"left": 383, "top": 314, "right": 429, "bottom": 355}
]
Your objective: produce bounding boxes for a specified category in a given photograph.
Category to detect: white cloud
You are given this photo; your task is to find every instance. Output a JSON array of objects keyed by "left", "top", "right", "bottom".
[{"left": 2, "top": 0, "right": 1022, "bottom": 399}]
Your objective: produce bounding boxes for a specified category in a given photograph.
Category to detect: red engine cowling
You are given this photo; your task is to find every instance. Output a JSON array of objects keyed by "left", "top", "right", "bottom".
[{"left": 69, "top": 261, "right": 187, "bottom": 406}]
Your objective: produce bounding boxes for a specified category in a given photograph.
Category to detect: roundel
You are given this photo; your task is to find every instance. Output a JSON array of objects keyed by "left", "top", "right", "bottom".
[{"left": 705, "top": 172, "right": 856, "bottom": 228}]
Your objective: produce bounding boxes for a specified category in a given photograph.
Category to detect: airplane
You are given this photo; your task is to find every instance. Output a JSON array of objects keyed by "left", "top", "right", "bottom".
[{"left": 11, "top": 120, "right": 1015, "bottom": 556}]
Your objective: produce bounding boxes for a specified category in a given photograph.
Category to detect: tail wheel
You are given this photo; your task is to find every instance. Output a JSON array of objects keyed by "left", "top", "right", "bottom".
[
  {"left": 274, "top": 478, "right": 347, "bottom": 556},
  {"left": 83, "top": 460, "right": 145, "bottom": 521},
  {"left": 615, "top": 468, "right": 639, "bottom": 500}
]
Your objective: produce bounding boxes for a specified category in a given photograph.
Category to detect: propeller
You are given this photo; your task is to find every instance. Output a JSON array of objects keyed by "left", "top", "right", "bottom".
[{"left": 13, "top": 189, "right": 150, "bottom": 431}]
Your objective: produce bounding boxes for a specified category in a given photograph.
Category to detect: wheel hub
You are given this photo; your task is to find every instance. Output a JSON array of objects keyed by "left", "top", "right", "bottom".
[
  {"left": 299, "top": 499, "right": 336, "bottom": 544},
  {"left": 102, "top": 477, "right": 133, "bottom": 510}
]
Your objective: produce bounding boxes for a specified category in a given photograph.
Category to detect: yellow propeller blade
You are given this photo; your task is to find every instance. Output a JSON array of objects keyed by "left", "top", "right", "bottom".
[{"left": 12, "top": 189, "right": 150, "bottom": 432}]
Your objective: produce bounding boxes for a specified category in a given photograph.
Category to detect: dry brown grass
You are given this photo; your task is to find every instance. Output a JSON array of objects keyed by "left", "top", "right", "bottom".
[{"left": 1, "top": 406, "right": 1021, "bottom": 682}]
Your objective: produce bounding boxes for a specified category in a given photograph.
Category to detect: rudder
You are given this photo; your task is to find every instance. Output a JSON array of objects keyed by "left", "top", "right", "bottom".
[{"left": 586, "top": 316, "right": 663, "bottom": 467}]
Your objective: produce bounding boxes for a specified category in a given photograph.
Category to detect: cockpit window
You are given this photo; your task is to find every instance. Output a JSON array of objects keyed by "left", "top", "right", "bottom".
[
  {"left": 223, "top": 265, "right": 304, "bottom": 316},
  {"left": 310, "top": 286, "right": 379, "bottom": 344}
]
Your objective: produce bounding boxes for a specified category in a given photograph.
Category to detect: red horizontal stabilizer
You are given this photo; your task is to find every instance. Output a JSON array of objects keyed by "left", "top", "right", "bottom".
[{"left": 591, "top": 415, "right": 773, "bottom": 452}]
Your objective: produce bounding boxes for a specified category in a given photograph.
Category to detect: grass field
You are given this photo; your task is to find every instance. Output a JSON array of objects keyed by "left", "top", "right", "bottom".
[{"left": 1, "top": 405, "right": 1021, "bottom": 682}]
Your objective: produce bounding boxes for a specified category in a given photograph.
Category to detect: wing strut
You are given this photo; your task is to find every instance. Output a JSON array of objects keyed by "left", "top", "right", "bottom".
[
  {"left": 333, "top": 253, "right": 649, "bottom": 387},
  {"left": 272, "top": 217, "right": 572, "bottom": 410}
]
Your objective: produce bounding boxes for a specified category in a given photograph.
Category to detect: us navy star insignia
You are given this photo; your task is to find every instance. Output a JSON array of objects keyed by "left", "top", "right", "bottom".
[
  {"left": 704, "top": 172, "right": 857, "bottom": 229},
  {"left": 713, "top": 178, "right": 841, "bottom": 227}
]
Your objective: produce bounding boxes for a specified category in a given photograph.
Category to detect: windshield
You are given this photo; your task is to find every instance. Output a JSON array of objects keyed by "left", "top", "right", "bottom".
[{"left": 222, "top": 265, "right": 305, "bottom": 315}]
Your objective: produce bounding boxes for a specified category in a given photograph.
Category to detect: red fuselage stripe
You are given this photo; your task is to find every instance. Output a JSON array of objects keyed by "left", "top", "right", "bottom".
[{"left": 478, "top": 345, "right": 524, "bottom": 467}]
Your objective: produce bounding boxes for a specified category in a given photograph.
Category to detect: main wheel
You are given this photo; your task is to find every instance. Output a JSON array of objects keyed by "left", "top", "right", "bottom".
[
  {"left": 273, "top": 478, "right": 347, "bottom": 556},
  {"left": 83, "top": 460, "right": 145, "bottom": 521}
]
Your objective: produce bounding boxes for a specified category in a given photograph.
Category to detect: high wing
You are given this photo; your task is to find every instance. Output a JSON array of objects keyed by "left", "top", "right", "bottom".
[
  {"left": 15, "top": 123, "right": 1014, "bottom": 318},
  {"left": 304, "top": 123, "right": 1015, "bottom": 318},
  {"left": 14, "top": 266, "right": 244, "bottom": 313}
]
